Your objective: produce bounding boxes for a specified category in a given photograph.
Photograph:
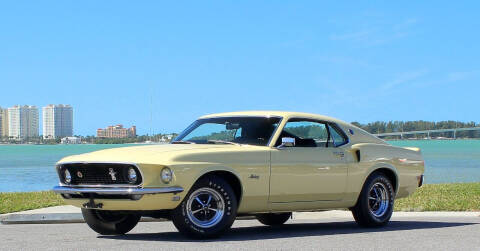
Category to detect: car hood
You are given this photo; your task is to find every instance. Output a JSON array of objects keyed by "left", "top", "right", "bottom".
[{"left": 57, "top": 143, "right": 258, "bottom": 165}]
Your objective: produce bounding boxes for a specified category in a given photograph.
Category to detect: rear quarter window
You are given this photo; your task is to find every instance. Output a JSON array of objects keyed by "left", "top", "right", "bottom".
[{"left": 328, "top": 124, "right": 348, "bottom": 147}]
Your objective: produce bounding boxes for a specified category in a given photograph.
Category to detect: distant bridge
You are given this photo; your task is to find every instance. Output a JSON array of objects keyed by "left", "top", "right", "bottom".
[{"left": 373, "top": 127, "right": 480, "bottom": 139}]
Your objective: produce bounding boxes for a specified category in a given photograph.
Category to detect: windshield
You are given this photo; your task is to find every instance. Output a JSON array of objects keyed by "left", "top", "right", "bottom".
[{"left": 173, "top": 116, "right": 282, "bottom": 146}]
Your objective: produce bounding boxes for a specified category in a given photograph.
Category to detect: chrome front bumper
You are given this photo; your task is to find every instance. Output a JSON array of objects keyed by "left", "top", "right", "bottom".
[{"left": 52, "top": 186, "right": 184, "bottom": 195}]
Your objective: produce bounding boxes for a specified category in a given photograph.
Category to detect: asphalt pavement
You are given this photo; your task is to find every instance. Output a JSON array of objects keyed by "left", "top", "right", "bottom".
[{"left": 1, "top": 213, "right": 479, "bottom": 250}]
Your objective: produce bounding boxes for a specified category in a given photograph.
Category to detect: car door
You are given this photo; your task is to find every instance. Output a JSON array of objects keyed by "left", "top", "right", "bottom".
[{"left": 269, "top": 119, "right": 348, "bottom": 203}]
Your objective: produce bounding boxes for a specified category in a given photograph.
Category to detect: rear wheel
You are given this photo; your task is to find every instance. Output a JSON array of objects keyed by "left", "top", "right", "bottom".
[
  {"left": 81, "top": 209, "right": 140, "bottom": 235},
  {"left": 171, "top": 175, "right": 238, "bottom": 238},
  {"left": 257, "top": 212, "right": 292, "bottom": 226},
  {"left": 351, "top": 172, "right": 395, "bottom": 227}
]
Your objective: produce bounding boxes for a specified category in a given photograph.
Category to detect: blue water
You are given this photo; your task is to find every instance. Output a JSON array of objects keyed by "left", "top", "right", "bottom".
[
  {"left": 390, "top": 140, "right": 480, "bottom": 185},
  {"left": 0, "top": 140, "right": 479, "bottom": 192},
  {"left": 0, "top": 144, "right": 135, "bottom": 192}
]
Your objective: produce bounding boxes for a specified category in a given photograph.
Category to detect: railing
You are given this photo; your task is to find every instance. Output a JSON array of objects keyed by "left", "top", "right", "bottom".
[{"left": 374, "top": 127, "right": 480, "bottom": 138}]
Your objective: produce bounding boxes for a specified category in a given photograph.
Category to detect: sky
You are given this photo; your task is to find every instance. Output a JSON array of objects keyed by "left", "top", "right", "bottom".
[{"left": 1, "top": 1, "right": 479, "bottom": 136}]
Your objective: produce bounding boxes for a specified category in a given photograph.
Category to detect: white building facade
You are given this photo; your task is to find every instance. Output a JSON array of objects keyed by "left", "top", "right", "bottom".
[
  {"left": 8, "top": 105, "right": 39, "bottom": 139},
  {"left": 42, "top": 104, "right": 73, "bottom": 139},
  {"left": 0, "top": 107, "right": 8, "bottom": 138},
  {"left": 61, "top": 136, "right": 81, "bottom": 144}
]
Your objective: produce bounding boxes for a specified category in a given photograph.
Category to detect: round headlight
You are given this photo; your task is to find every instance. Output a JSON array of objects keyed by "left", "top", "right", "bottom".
[
  {"left": 64, "top": 169, "right": 72, "bottom": 184},
  {"left": 161, "top": 167, "right": 173, "bottom": 183},
  {"left": 127, "top": 167, "right": 137, "bottom": 183}
]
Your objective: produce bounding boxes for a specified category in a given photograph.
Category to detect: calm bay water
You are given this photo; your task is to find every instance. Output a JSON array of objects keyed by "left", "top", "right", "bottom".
[
  {"left": 0, "top": 140, "right": 479, "bottom": 192},
  {"left": 390, "top": 140, "right": 480, "bottom": 185},
  {"left": 0, "top": 144, "right": 135, "bottom": 192}
]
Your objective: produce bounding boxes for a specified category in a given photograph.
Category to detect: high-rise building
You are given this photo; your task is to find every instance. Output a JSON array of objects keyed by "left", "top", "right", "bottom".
[
  {"left": 97, "top": 125, "right": 136, "bottom": 138},
  {"left": 42, "top": 104, "right": 73, "bottom": 139},
  {"left": 8, "top": 105, "right": 39, "bottom": 139},
  {"left": 0, "top": 107, "right": 8, "bottom": 138}
]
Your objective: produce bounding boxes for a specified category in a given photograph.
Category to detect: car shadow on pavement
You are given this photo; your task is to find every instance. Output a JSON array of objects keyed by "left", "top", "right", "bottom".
[{"left": 99, "top": 220, "right": 478, "bottom": 242}]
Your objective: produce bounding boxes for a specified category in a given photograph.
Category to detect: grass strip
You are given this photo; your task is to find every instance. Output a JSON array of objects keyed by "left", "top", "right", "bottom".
[
  {"left": 0, "top": 191, "right": 65, "bottom": 214},
  {"left": 395, "top": 182, "right": 480, "bottom": 211}
]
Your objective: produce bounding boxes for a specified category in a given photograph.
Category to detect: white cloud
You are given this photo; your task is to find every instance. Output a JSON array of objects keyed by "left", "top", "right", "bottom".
[
  {"left": 393, "top": 18, "right": 418, "bottom": 30},
  {"left": 329, "top": 30, "right": 373, "bottom": 41},
  {"left": 317, "top": 56, "right": 377, "bottom": 69},
  {"left": 447, "top": 70, "right": 478, "bottom": 82},
  {"left": 381, "top": 70, "right": 429, "bottom": 91},
  {"left": 329, "top": 17, "right": 418, "bottom": 46}
]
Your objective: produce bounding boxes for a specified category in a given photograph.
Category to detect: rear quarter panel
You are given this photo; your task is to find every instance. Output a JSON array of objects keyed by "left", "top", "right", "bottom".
[{"left": 345, "top": 143, "right": 425, "bottom": 204}]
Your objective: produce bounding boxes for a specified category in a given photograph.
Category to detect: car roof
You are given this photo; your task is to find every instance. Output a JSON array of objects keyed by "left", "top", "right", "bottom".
[{"left": 199, "top": 111, "right": 348, "bottom": 126}]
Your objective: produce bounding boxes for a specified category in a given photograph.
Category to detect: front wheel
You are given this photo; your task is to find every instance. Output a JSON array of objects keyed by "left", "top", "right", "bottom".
[
  {"left": 351, "top": 172, "right": 395, "bottom": 227},
  {"left": 171, "top": 175, "right": 238, "bottom": 238},
  {"left": 81, "top": 209, "right": 140, "bottom": 235}
]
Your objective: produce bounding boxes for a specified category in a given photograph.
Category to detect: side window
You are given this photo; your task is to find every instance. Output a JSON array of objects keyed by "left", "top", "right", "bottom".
[
  {"left": 280, "top": 120, "right": 329, "bottom": 147},
  {"left": 183, "top": 123, "right": 236, "bottom": 142},
  {"left": 234, "top": 127, "right": 242, "bottom": 139},
  {"left": 328, "top": 124, "right": 348, "bottom": 147}
]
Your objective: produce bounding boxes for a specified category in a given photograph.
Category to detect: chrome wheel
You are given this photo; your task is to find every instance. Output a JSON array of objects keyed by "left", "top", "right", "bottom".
[
  {"left": 368, "top": 182, "right": 390, "bottom": 217},
  {"left": 186, "top": 187, "right": 225, "bottom": 228}
]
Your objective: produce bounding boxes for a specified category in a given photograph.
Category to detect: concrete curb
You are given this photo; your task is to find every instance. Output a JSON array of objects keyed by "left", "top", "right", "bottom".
[
  {"left": 0, "top": 213, "right": 171, "bottom": 225},
  {"left": 1, "top": 206, "right": 479, "bottom": 225},
  {"left": 0, "top": 213, "right": 85, "bottom": 224},
  {"left": 0, "top": 205, "right": 170, "bottom": 225},
  {"left": 0, "top": 206, "right": 256, "bottom": 225}
]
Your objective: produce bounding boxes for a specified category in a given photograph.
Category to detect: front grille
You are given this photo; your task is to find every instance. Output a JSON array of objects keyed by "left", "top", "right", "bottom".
[{"left": 58, "top": 163, "right": 142, "bottom": 186}]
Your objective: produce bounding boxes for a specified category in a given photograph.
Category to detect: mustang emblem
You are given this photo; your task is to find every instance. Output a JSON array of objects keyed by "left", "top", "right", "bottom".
[
  {"left": 77, "top": 171, "right": 83, "bottom": 178},
  {"left": 108, "top": 168, "right": 117, "bottom": 181}
]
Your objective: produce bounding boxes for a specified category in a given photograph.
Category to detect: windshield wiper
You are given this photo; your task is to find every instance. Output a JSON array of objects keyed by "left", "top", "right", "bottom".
[
  {"left": 171, "top": 140, "right": 196, "bottom": 144},
  {"left": 207, "top": 140, "right": 240, "bottom": 145}
]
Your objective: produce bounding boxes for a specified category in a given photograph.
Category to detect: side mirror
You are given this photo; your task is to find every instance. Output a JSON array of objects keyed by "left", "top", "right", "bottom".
[{"left": 278, "top": 137, "right": 295, "bottom": 148}]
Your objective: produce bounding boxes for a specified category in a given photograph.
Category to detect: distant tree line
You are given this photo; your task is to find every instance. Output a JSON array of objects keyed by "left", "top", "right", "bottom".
[
  {"left": 0, "top": 136, "right": 60, "bottom": 144},
  {"left": 0, "top": 133, "right": 179, "bottom": 144},
  {"left": 189, "top": 130, "right": 236, "bottom": 141},
  {"left": 351, "top": 120, "right": 480, "bottom": 139},
  {"left": 83, "top": 134, "right": 179, "bottom": 144},
  {"left": 284, "top": 125, "right": 327, "bottom": 139}
]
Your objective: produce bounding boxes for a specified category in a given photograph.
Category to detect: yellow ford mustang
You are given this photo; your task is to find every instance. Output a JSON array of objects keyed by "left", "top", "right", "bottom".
[{"left": 53, "top": 111, "right": 424, "bottom": 238}]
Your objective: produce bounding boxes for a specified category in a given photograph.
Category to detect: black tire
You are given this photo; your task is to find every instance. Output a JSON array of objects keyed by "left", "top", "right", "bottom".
[
  {"left": 171, "top": 175, "right": 238, "bottom": 238},
  {"left": 351, "top": 172, "right": 395, "bottom": 227},
  {"left": 256, "top": 212, "right": 291, "bottom": 226},
  {"left": 81, "top": 209, "right": 140, "bottom": 235}
]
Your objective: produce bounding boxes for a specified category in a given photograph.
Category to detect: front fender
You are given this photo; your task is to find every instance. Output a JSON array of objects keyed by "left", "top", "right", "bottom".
[
  {"left": 170, "top": 164, "right": 242, "bottom": 199},
  {"left": 193, "top": 165, "right": 242, "bottom": 185}
]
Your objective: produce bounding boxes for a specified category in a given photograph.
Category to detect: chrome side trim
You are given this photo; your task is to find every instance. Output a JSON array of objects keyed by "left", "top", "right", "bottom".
[{"left": 52, "top": 186, "right": 184, "bottom": 195}]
